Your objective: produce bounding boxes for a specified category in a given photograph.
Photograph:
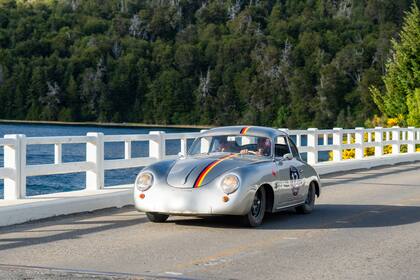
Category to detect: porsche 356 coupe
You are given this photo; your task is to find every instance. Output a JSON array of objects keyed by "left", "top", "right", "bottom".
[{"left": 134, "top": 126, "right": 321, "bottom": 227}]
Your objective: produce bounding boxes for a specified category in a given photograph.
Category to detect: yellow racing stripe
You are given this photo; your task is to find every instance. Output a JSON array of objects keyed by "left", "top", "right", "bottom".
[{"left": 194, "top": 154, "right": 238, "bottom": 188}]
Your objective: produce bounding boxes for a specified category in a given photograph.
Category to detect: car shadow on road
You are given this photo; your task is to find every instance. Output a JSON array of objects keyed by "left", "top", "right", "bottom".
[
  {"left": 171, "top": 204, "right": 420, "bottom": 230},
  {"left": 0, "top": 206, "right": 147, "bottom": 251}
]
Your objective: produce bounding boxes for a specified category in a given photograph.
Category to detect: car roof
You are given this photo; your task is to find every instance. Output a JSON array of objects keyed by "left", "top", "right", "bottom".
[{"left": 200, "top": 126, "right": 288, "bottom": 139}]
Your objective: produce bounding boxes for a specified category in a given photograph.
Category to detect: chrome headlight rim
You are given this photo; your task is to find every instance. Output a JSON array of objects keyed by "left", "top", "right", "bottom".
[
  {"left": 220, "top": 174, "right": 240, "bottom": 194},
  {"left": 135, "top": 172, "right": 154, "bottom": 192}
]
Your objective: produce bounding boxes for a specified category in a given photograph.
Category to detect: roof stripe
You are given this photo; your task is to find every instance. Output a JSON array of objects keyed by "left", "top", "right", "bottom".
[{"left": 240, "top": 127, "right": 250, "bottom": 135}]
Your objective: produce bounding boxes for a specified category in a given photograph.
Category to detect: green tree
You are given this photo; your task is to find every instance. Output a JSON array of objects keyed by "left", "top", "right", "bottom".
[
  {"left": 64, "top": 75, "right": 79, "bottom": 120},
  {"left": 26, "top": 66, "right": 46, "bottom": 120},
  {"left": 370, "top": 3, "right": 420, "bottom": 125},
  {"left": 0, "top": 0, "right": 417, "bottom": 128}
]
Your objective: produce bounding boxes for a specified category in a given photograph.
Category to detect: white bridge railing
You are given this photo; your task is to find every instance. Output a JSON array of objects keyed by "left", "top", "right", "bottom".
[{"left": 0, "top": 126, "right": 419, "bottom": 200}]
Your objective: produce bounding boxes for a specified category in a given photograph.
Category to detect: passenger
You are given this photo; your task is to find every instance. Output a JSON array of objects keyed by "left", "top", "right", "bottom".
[{"left": 215, "top": 137, "right": 239, "bottom": 153}]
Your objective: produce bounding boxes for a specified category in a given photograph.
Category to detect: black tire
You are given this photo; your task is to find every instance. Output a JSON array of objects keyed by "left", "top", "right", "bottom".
[
  {"left": 146, "top": 212, "right": 169, "bottom": 223},
  {"left": 296, "top": 183, "right": 316, "bottom": 214},
  {"left": 241, "top": 187, "right": 266, "bottom": 227}
]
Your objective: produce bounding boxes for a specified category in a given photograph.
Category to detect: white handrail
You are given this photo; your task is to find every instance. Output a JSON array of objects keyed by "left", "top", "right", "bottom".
[
  {"left": 0, "top": 138, "right": 15, "bottom": 146},
  {"left": 103, "top": 134, "right": 154, "bottom": 142},
  {"left": 1, "top": 126, "right": 419, "bottom": 200},
  {"left": 26, "top": 136, "right": 95, "bottom": 145}
]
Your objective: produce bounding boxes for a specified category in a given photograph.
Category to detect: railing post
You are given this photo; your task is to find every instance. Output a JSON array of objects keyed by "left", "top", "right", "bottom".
[
  {"left": 278, "top": 128, "right": 289, "bottom": 145},
  {"left": 86, "top": 132, "right": 104, "bottom": 190},
  {"left": 374, "top": 127, "right": 383, "bottom": 157},
  {"left": 392, "top": 126, "right": 400, "bottom": 155},
  {"left": 417, "top": 129, "right": 420, "bottom": 147},
  {"left": 180, "top": 137, "right": 188, "bottom": 156},
  {"left": 307, "top": 128, "right": 318, "bottom": 165},
  {"left": 355, "top": 127, "right": 364, "bottom": 160},
  {"left": 407, "top": 127, "right": 416, "bottom": 153},
  {"left": 124, "top": 141, "right": 132, "bottom": 159},
  {"left": 54, "top": 144, "right": 62, "bottom": 164},
  {"left": 4, "top": 134, "right": 26, "bottom": 200},
  {"left": 200, "top": 129, "right": 210, "bottom": 153},
  {"left": 332, "top": 128, "right": 342, "bottom": 162},
  {"left": 149, "top": 131, "right": 165, "bottom": 160}
]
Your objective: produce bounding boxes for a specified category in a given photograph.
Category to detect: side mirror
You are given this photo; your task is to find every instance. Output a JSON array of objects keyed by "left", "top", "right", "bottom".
[
  {"left": 178, "top": 152, "right": 185, "bottom": 159},
  {"left": 283, "top": 153, "right": 293, "bottom": 160}
]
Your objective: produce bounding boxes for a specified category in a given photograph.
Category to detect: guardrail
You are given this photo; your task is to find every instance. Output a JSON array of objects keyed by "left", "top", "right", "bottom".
[
  {"left": 0, "top": 126, "right": 419, "bottom": 200},
  {"left": 282, "top": 126, "right": 420, "bottom": 164}
]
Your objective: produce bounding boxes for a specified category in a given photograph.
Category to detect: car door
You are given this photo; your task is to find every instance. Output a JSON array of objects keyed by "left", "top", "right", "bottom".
[
  {"left": 272, "top": 136, "right": 296, "bottom": 208},
  {"left": 286, "top": 137, "right": 306, "bottom": 203},
  {"left": 273, "top": 158, "right": 296, "bottom": 208}
]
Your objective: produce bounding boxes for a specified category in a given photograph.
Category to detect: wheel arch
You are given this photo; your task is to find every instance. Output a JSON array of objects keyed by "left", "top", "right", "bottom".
[
  {"left": 311, "top": 180, "right": 320, "bottom": 197},
  {"left": 259, "top": 183, "right": 275, "bottom": 213}
]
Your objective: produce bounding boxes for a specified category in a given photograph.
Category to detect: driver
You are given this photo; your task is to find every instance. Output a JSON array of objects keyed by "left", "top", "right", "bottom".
[{"left": 240, "top": 137, "right": 271, "bottom": 156}]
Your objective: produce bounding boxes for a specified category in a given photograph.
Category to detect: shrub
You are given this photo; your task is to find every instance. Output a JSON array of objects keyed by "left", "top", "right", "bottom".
[{"left": 328, "top": 134, "right": 405, "bottom": 160}]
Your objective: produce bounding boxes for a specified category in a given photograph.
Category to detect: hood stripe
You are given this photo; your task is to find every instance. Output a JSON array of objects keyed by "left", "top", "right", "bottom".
[
  {"left": 240, "top": 127, "right": 250, "bottom": 135},
  {"left": 193, "top": 154, "right": 238, "bottom": 188}
]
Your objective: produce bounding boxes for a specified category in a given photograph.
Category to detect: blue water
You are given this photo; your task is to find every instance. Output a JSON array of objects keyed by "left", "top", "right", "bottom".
[{"left": 0, "top": 123, "right": 198, "bottom": 198}]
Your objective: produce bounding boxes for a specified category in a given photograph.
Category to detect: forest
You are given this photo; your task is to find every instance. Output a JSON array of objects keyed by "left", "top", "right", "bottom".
[{"left": 0, "top": 0, "right": 418, "bottom": 128}]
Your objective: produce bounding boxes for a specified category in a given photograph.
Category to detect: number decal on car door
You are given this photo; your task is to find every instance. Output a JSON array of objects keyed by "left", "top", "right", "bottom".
[{"left": 290, "top": 166, "right": 300, "bottom": 196}]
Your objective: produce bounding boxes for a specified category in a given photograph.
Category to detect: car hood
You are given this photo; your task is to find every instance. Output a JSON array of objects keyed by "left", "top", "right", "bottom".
[{"left": 167, "top": 154, "right": 263, "bottom": 189}]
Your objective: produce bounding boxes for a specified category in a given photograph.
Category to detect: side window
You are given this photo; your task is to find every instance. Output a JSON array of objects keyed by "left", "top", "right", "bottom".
[
  {"left": 288, "top": 138, "right": 300, "bottom": 159},
  {"left": 274, "top": 136, "right": 291, "bottom": 157}
]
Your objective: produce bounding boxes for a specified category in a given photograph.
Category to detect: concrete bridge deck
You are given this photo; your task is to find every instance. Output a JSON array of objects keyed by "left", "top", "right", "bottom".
[{"left": 1, "top": 162, "right": 420, "bottom": 280}]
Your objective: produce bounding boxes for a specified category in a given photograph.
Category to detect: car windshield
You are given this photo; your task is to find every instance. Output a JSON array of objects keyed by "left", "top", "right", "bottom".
[{"left": 188, "top": 135, "right": 272, "bottom": 157}]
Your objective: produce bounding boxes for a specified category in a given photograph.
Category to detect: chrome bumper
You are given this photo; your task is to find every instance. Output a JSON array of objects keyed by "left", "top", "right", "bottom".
[{"left": 133, "top": 184, "right": 254, "bottom": 216}]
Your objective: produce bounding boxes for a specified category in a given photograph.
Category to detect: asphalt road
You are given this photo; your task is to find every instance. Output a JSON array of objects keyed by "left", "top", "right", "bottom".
[{"left": 1, "top": 162, "right": 420, "bottom": 280}]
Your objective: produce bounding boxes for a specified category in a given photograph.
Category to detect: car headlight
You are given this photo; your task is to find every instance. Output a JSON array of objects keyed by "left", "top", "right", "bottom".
[
  {"left": 220, "top": 174, "right": 240, "bottom": 194},
  {"left": 135, "top": 172, "right": 154, "bottom": 191}
]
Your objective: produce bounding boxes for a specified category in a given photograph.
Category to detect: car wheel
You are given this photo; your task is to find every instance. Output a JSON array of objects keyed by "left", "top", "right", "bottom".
[
  {"left": 241, "top": 187, "right": 266, "bottom": 227},
  {"left": 146, "top": 212, "right": 169, "bottom": 223},
  {"left": 296, "top": 183, "right": 316, "bottom": 214}
]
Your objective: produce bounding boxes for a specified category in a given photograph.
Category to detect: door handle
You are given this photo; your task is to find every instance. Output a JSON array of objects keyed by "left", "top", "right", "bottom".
[{"left": 299, "top": 169, "right": 304, "bottom": 174}]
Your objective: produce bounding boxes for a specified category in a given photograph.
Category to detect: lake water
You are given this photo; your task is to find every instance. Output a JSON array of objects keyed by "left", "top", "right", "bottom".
[{"left": 0, "top": 123, "right": 198, "bottom": 198}]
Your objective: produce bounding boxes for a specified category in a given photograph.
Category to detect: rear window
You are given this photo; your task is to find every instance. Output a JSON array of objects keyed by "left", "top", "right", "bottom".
[
  {"left": 289, "top": 138, "right": 300, "bottom": 159},
  {"left": 274, "top": 136, "right": 290, "bottom": 157}
]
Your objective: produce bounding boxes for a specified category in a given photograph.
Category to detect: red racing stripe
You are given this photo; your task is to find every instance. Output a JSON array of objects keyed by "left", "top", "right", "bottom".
[
  {"left": 240, "top": 127, "right": 250, "bottom": 135},
  {"left": 193, "top": 154, "right": 237, "bottom": 188}
]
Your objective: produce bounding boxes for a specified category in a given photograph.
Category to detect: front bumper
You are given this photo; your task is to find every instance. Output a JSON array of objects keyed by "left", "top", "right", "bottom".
[{"left": 134, "top": 183, "right": 254, "bottom": 216}]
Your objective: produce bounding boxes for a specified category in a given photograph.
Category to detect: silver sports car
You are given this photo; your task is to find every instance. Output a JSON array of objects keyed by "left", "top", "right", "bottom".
[{"left": 134, "top": 126, "right": 321, "bottom": 227}]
